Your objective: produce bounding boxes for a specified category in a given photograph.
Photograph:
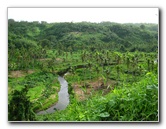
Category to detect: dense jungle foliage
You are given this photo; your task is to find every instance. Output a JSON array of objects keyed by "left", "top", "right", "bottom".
[{"left": 8, "top": 19, "right": 158, "bottom": 121}]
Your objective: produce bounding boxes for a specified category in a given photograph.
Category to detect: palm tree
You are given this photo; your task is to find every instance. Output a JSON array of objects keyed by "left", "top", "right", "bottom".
[
  {"left": 69, "top": 66, "right": 75, "bottom": 80},
  {"left": 151, "top": 60, "right": 154, "bottom": 71},
  {"left": 116, "top": 54, "right": 121, "bottom": 65},
  {"left": 116, "top": 65, "right": 120, "bottom": 85},
  {"left": 88, "top": 61, "right": 92, "bottom": 81},
  {"left": 48, "top": 59, "right": 54, "bottom": 73},
  {"left": 95, "top": 65, "right": 100, "bottom": 87},
  {"left": 65, "top": 52, "right": 68, "bottom": 62},
  {"left": 106, "top": 50, "right": 109, "bottom": 59},
  {"left": 105, "top": 68, "right": 110, "bottom": 86},
  {"left": 95, "top": 51, "right": 100, "bottom": 64},
  {"left": 147, "top": 58, "right": 150, "bottom": 72},
  {"left": 126, "top": 57, "right": 130, "bottom": 71}
]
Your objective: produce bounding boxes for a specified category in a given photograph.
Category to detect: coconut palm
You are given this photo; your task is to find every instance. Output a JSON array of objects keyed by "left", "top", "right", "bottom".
[
  {"left": 147, "top": 58, "right": 150, "bottom": 72},
  {"left": 95, "top": 65, "right": 100, "bottom": 87},
  {"left": 116, "top": 65, "right": 120, "bottom": 85},
  {"left": 69, "top": 66, "right": 75, "bottom": 80},
  {"left": 88, "top": 61, "right": 92, "bottom": 81},
  {"left": 105, "top": 68, "right": 111, "bottom": 86}
]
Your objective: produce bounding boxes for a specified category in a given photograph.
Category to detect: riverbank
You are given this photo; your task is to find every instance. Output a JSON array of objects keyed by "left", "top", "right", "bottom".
[
  {"left": 37, "top": 76, "right": 69, "bottom": 115},
  {"left": 35, "top": 72, "right": 158, "bottom": 121},
  {"left": 8, "top": 72, "right": 60, "bottom": 112}
]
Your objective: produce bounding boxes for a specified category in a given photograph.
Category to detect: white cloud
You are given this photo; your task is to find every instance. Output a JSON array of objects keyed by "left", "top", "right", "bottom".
[{"left": 8, "top": 8, "right": 158, "bottom": 24}]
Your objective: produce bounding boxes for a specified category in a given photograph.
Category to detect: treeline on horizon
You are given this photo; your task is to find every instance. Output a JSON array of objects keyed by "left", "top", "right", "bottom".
[{"left": 8, "top": 19, "right": 158, "bottom": 53}]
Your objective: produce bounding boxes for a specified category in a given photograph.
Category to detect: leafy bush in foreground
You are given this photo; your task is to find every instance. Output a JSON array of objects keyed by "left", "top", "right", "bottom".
[{"left": 36, "top": 72, "right": 158, "bottom": 121}]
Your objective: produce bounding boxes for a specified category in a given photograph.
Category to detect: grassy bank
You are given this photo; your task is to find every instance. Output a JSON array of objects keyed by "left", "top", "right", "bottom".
[
  {"left": 8, "top": 72, "right": 60, "bottom": 112},
  {"left": 36, "top": 72, "right": 158, "bottom": 121}
]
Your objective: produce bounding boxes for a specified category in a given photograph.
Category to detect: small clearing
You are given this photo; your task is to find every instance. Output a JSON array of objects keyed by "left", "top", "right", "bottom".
[
  {"left": 8, "top": 70, "right": 35, "bottom": 78},
  {"left": 72, "top": 78, "right": 116, "bottom": 101}
]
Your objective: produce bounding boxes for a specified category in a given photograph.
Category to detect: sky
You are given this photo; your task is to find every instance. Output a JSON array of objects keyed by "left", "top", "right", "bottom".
[{"left": 8, "top": 8, "right": 158, "bottom": 24}]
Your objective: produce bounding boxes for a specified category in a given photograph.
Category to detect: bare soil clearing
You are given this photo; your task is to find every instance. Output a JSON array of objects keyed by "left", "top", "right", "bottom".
[
  {"left": 8, "top": 70, "right": 35, "bottom": 78},
  {"left": 72, "top": 78, "right": 116, "bottom": 101}
]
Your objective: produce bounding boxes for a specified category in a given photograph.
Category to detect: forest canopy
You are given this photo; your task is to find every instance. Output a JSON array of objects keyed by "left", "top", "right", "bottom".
[{"left": 8, "top": 19, "right": 158, "bottom": 53}]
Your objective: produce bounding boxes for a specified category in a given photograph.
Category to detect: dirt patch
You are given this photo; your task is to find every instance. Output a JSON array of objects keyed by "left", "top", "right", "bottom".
[
  {"left": 73, "top": 84, "right": 86, "bottom": 100},
  {"left": 38, "top": 58, "right": 51, "bottom": 61},
  {"left": 72, "top": 78, "right": 116, "bottom": 101},
  {"left": 38, "top": 58, "right": 63, "bottom": 62},
  {"left": 8, "top": 70, "right": 35, "bottom": 78},
  {"left": 70, "top": 32, "right": 82, "bottom": 35},
  {"left": 56, "top": 58, "right": 63, "bottom": 61},
  {"left": 27, "top": 70, "right": 34, "bottom": 74}
]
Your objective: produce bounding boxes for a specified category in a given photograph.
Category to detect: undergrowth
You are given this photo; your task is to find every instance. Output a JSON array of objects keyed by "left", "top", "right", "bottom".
[{"left": 36, "top": 72, "right": 158, "bottom": 121}]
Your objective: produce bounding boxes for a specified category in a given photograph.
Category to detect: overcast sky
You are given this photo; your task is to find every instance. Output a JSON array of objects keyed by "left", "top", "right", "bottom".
[{"left": 8, "top": 8, "right": 158, "bottom": 24}]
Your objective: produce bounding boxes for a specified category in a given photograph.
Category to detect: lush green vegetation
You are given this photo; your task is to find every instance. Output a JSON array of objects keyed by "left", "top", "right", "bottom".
[{"left": 8, "top": 19, "right": 158, "bottom": 121}]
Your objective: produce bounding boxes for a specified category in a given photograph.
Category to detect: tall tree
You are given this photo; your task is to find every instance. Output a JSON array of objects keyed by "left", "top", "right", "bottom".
[{"left": 8, "top": 85, "right": 36, "bottom": 121}]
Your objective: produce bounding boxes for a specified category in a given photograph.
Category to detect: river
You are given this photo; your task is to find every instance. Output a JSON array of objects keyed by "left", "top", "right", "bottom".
[{"left": 37, "top": 76, "right": 69, "bottom": 115}]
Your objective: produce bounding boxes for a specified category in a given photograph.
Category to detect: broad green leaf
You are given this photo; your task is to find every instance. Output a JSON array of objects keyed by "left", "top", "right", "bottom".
[{"left": 99, "top": 112, "right": 110, "bottom": 118}]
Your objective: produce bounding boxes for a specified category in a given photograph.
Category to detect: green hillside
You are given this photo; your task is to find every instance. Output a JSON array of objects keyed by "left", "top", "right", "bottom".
[{"left": 8, "top": 19, "right": 158, "bottom": 121}]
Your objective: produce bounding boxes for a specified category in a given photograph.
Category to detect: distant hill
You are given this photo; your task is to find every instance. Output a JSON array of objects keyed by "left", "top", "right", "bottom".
[{"left": 8, "top": 19, "right": 158, "bottom": 52}]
